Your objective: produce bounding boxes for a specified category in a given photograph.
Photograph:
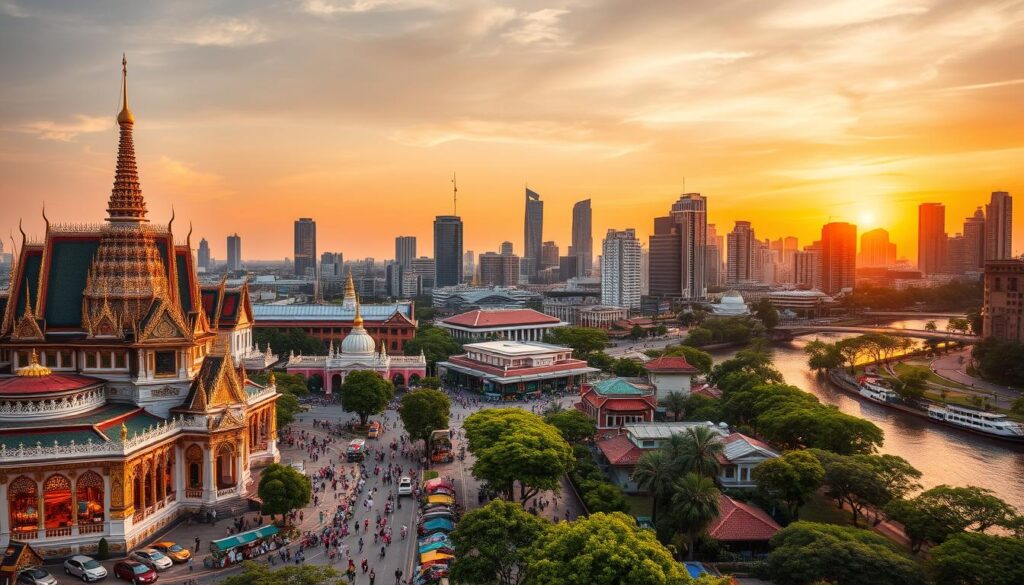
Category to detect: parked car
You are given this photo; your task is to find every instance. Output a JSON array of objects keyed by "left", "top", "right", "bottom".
[
  {"left": 112, "top": 561, "right": 157, "bottom": 584},
  {"left": 398, "top": 476, "right": 413, "bottom": 496},
  {"left": 151, "top": 541, "right": 191, "bottom": 563},
  {"left": 63, "top": 555, "right": 108, "bottom": 582},
  {"left": 130, "top": 548, "right": 173, "bottom": 571},
  {"left": 16, "top": 568, "right": 58, "bottom": 585}
]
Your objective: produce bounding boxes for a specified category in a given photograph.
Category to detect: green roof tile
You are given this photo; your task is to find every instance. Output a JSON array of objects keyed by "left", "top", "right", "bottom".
[
  {"left": 44, "top": 239, "right": 100, "bottom": 327},
  {"left": 593, "top": 378, "right": 644, "bottom": 396}
]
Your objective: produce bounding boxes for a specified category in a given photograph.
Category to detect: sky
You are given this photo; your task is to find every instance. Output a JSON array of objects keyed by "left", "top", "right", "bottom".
[{"left": 1, "top": 0, "right": 1022, "bottom": 263}]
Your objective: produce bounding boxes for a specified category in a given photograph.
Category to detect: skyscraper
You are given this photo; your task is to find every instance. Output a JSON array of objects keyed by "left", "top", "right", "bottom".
[
  {"left": 433, "top": 215, "right": 463, "bottom": 288},
  {"left": 726, "top": 221, "right": 756, "bottom": 284},
  {"left": 706, "top": 224, "right": 725, "bottom": 287},
  {"left": 918, "top": 203, "right": 947, "bottom": 275},
  {"left": 463, "top": 250, "right": 475, "bottom": 283},
  {"left": 226, "top": 233, "right": 242, "bottom": 271},
  {"left": 541, "top": 241, "right": 560, "bottom": 268},
  {"left": 601, "top": 228, "right": 641, "bottom": 310},
  {"left": 395, "top": 236, "right": 416, "bottom": 269},
  {"left": 500, "top": 241, "right": 514, "bottom": 255},
  {"left": 478, "top": 251, "right": 520, "bottom": 286},
  {"left": 985, "top": 191, "right": 1012, "bottom": 260},
  {"left": 821, "top": 222, "right": 857, "bottom": 294},
  {"left": 795, "top": 245, "right": 822, "bottom": 290},
  {"left": 523, "top": 188, "right": 543, "bottom": 279},
  {"left": 647, "top": 193, "right": 707, "bottom": 299},
  {"left": 858, "top": 228, "right": 897, "bottom": 267},
  {"left": 294, "top": 217, "right": 317, "bottom": 277},
  {"left": 197, "top": 238, "right": 211, "bottom": 271},
  {"left": 962, "top": 208, "right": 986, "bottom": 272},
  {"left": 570, "top": 199, "right": 593, "bottom": 275},
  {"left": 320, "top": 252, "right": 343, "bottom": 277}
]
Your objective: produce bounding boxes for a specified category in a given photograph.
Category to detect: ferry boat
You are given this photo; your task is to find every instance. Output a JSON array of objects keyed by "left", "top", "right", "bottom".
[
  {"left": 857, "top": 377, "right": 900, "bottom": 405},
  {"left": 926, "top": 403, "right": 1024, "bottom": 442}
]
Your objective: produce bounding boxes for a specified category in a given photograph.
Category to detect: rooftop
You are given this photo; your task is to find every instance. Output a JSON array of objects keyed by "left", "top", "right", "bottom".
[
  {"left": 591, "top": 378, "right": 646, "bottom": 396},
  {"left": 462, "top": 340, "right": 568, "bottom": 356},
  {"left": 252, "top": 303, "right": 412, "bottom": 322},
  {"left": 644, "top": 356, "right": 698, "bottom": 373},
  {"left": 0, "top": 372, "right": 104, "bottom": 396},
  {"left": 623, "top": 421, "right": 723, "bottom": 441},
  {"left": 441, "top": 308, "right": 563, "bottom": 328},
  {"left": 709, "top": 495, "right": 781, "bottom": 542}
]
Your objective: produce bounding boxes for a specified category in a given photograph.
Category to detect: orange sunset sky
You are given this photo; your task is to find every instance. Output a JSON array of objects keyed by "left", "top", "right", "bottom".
[{"left": 1, "top": 0, "right": 1022, "bottom": 263}]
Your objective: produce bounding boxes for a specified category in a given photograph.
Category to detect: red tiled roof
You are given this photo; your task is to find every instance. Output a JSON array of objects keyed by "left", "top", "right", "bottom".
[
  {"left": 602, "top": 397, "right": 656, "bottom": 412},
  {"left": 644, "top": 356, "right": 698, "bottom": 373},
  {"left": 597, "top": 434, "right": 645, "bottom": 466},
  {"left": 723, "top": 432, "right": 775, "bottom": 452},
  {"left": 691, "top": 384, "right": 722, "bottom": 399},
  {"left": 442, "top": 309, "right": 561, "bottom": 328},
  {"left": 446, "top": 355, "right": 589, "bottom": 377},
  {"left": 0, "top": 373, "right": 103, "bottom": 396},
  {"left": 709, "top": 495, "right": 781, "bottom": 542}
]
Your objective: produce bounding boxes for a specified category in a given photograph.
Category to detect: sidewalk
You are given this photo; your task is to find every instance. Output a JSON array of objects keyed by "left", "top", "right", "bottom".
[{"left": 930, "top": 348, "right": 1020, "bottom": 408}]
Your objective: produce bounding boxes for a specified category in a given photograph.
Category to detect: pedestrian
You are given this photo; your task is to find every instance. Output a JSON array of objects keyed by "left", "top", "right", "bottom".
[
  {"left": 369, "top": 568, "right": 376, "bottom": 585},
  {"left": 194, "top": 537, "right": 200, "bottom": 552},
  {"left": 187, "top": 556, "right": 194, "bottom": 572},
  {"left": 394, "top": 568, "right": 403, "bottom": 585}
]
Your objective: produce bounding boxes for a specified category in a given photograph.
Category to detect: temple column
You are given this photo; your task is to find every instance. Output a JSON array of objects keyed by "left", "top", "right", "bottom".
[
  {"left": 71, "top": 478, "right": 79, "bottom": 534},
  {"left": 36, "top": 479, "right": 45, "bottom": 539},
  {"left": 0, "top": 482, "right": 8, "bottom": 541},
  {"left": 175, "top": 445, "right": 185, "bottom": 495},
  {"left": 150, "top": 460, "right": 157, "bottom": 510},
  {"left": 203, "top": 445, "right": 216, "bottom": 504}
]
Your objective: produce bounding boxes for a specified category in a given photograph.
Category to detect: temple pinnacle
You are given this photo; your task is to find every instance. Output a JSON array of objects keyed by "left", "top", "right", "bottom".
[{"left": 117, "top": 54, "right": 134, "bottom": 126}]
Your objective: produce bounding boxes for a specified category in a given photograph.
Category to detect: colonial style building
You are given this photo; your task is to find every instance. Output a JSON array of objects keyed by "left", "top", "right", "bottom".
[
  {"left": 284, "top": 298, "right": 427, "bottom": 394},
  {"left": 0, "top": 60, "right": 278, "bottom": 557},
  {"left": 252, "top": 272, "right": 417, "bottom": 352},
  {"left": 577, "top": 379, "right": 658, "bottom": 431},
  {"left": 437, "top": 341, "right": 596, "bottom": 399},
  {"left": 436, "top": 309, "right": 566, "bottom": 343},
  {"left": 643, "top": 356, "right": 698, "bottom": 403}
]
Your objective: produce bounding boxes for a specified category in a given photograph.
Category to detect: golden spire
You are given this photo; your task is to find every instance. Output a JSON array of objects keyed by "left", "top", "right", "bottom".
[
  {"left": 354, "top": 294, "right": 364, "bottom": 328},
  {"left": 17, "top": 349, "right": 52, "bottom": 377},
  {"left": 120, "top": 422, "right": 129, "bottom": 443},
  {"left": 107, "top": 53, "right": 147, "bottom": 223},
  {"left": 345, "top": 268, "right": 355, "bottom": 296},
  {"left": 117, "top": 54, "right": 134, "bottom": 126}
]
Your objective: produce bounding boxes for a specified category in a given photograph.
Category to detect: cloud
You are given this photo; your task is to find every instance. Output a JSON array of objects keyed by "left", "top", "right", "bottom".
[
  {"left": 152, "top": 156, "right": 234, "bottom": 198},
  {"left": 301, "top": 0, "right": 445, "bottom": 16},
  {"left": 2, "top": 2, "right": 28, "bottom": 18},
  {"left": 177, "top": 17, "right": 269, "bottom": 47},
  {"left": 503, "top": 8, "right": 569, "bottom": 47},
  {"left": 21, "top": 115, "right": 110, "bottom": 142}
]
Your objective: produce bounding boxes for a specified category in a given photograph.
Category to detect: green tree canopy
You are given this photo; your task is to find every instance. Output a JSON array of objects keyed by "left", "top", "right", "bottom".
[
  {"left": 544, "top": 327, "right": 610, "bottom": 358},
  {"left": 753, "top": 298, "right": 780, "bottom": 330},
  {"left": 257, "top": 463, "right": 312, "bottom": 520},
  {"left": 527, "top": 512, "right": 691, "bottom": 585},
  {"left": 804, "top": 339, "right": 843, "bottom": 372},
  {"left": 405, "top": 324, "right": 462, "bottom": 372},
  {"left": 754, "top": 450, "right": 825, "bottom": 519},
  {"left": 927, "top": 532, "right": 1024, "bottom": 585},
  {"left": 450, "top": 499, "right": 550, "bottom": 585},
  {"left": 253, "top": 328, "right": 325, "bottom": 358},
  {"left": 632, "top": 449, "right": 675, "bottom": 525},
  {"left": 813, "top": 451, "right": 918, "bottom": 527},
  {"left": 612, "top": 358, "right": 642, "bottom": 377},
  {"left": 669, "top": 473, "right": 721, "bottom": 561},
  {"left": 662, "top": 345, "right": 714, "bottom": 375},
  {"left": 219, "top": 562, "right": 345, "bottom": 585},
  {"left": 340, "top": 370, "right": 394, "bottom": 425},
  {"left": 419, "top": 375, "right": 442, "bottom": 389},
  {"left": 892, "top": 368, "right": 929, "bottom": 402},
  {"left": 884, "top": 485, "right": 1017, "bottom": 552},
  {"left": 767, "top": 522, "right": 924, "bottom": 585},
  {"left": 399, "top": 388, "right": 451, "bottom": 458},
  {"left": 543, "top": 409, "right": 597, "bottom": 445},
  {"left": 667, "top": 425, "right": 724, "bottom": 479},
  {"left": 660, "top": 391, "right": 689, "bottom": 421}
]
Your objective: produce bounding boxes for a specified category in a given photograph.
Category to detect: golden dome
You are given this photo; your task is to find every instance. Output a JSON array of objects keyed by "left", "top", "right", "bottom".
[{"left": 17, "top": 349, "right": 52, "bottom": 377}]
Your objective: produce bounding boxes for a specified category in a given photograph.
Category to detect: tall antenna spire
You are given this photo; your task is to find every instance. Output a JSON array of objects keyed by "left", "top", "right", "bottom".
[{"left": 451, "top": 172, "right": 458, "bottom": 216}]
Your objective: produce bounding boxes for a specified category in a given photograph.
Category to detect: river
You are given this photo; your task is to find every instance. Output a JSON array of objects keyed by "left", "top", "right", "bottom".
[{"left": 708, "top": 318, "right": 1024, "bottom": 512}]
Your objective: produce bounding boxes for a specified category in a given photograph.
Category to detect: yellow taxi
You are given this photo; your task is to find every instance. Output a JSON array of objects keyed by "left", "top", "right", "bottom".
[
  {"left": 367, "top": 420, "right": 382, "bottom": 439},
  {"left": 152, "top": 541, "right": 192, "bottom": 563}
]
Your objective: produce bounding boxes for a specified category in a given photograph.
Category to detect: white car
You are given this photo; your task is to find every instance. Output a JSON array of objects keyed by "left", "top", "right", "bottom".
[
  {"left": 398, "top": 476, "right": 413, "bottom": 496},
  {"left": 130, "top": 548, "right": 173, "bottom": 571},
  {"left": 63, "top": 556, "right": 107, "bottom": 582}
]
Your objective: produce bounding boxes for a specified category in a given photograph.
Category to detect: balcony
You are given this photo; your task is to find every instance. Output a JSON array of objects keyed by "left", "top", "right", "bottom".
[
  {"left": 79, "top": 523, "right": 105, "bottom": 535},
  {"left": 185, "top": 488, "right": 203, "bottom": 498},
  {"left": 217, "top": 486, "right": 237, "bottom": 497},
  {"left": 44, "top": 526, "right": 73, "bottom": 538}
]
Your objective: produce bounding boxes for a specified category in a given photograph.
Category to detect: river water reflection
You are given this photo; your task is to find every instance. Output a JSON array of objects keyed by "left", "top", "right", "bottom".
[{"left": 708, "top": 318, "right": 1024, "bottom": 512}]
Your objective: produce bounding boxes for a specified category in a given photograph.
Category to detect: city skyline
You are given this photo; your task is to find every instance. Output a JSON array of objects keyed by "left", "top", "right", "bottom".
[{"left": 1, "top": 1, "right": 1021, "bottom": 261}]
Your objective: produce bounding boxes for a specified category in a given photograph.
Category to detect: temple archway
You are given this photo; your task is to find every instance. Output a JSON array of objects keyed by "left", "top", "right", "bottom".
[
  {"left": 186, "top": 445, "right": 203, "bottom": 490},
  {"left": 163, "top": 453, "right": 175, "bottom": 497},
  {"left": 216, "top": 443, "right": 236, "bottom": 489},
  {"left": 42, "top": 474, "right": 72, "bottom": 529},
  {"left": 132, "top": 467, "right": 142, "bottom": 510},
  {"left": 331, "top": 374, "right": 342, "bottom": 394},
  {"left": 409, "top": 373, "right": 421, "bottom": 386},
  {"left": 76, "top": 471, "right": 104, "bottom": 525},
  {"left": 391, "top": 373, "right": 405, "bottom": 387},
  {"left": 8, "top": 476, "right": 38, "bottom": 536},
  {"left": 143, "top": 463, "right": 154, "bottom": 508}
]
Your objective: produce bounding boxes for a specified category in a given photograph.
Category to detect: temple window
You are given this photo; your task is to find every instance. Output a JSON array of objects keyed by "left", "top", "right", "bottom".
[
  {"left": 44, "top": 351, "right": 58, "bottom": 367},
  {"left": 186, "top": 445, "right": 203, "bottom": 489},
  {"left": 43, "top": 474, "right": 72, "bottom": 529},
  {"left": 16, "top": 350, "right": 30, "bottom": 367},
  {"left": 76, "top": 471, "right": 105, "bottom": 525},
  {"left": 115, "top": 352, "right": 128, "bottom": 369},
  {"left": 100, "top": 352, "right": 112, "bottom": 369},
  {"left": 155, "top": 351, "right": 176, "bottom": 376},
  {"left": 60, "top": 350, "right": 73, "bottom": 367},
  {"left": 8, "top": 476, "right": 38, "bottom": 535},
  {"left": 216, "top": 443, "right": 237, "bottom": 489}
]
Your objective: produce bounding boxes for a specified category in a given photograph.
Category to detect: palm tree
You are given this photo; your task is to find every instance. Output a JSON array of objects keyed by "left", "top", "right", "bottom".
[
  {"left": 670, "top": 473, "right": 721, "bottom": 560},
  {"left": 669, "top": 425, "right": 724, "bottom": 479},
  {"left": 659, "top": 391, "right": 688, "bottom": 421},
  {"left": 631, "top": 450, "right": 674, "bottom": 524}
]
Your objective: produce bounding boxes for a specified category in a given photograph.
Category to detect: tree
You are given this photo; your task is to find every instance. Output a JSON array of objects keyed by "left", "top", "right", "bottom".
[
  {"left": 885, "top": 485, "right": 1017, "bottom": 552},
  {"left": 220, "top": 562, "right": 346, "bottom": 585},
  {"left": 464, "top": 409, "right": 574, "bottom": 504},
  {"left": 684, "top": 327, "right": 714, "bottom": 347},
  {"left": 815, "top": 453, "right": 886, "bottom": 527},
  {"left": 630, "top": 324, "right": 645, "bottom": 339},
  {"left": 405, "top": 324, "right": 462, "bottom": 373},
  {"left": 612, "top": 358, "right": 642, "bottom": 377},
  {"left": 257, "top": 463, "right": 312, "bottom": 521},
  {"left": 275, "top": 390, "right": 301, "bottom": 429},
  {"left": 669, "top": 473, "right": 721, "bottom": 561},
  {"left": 586, "top": 350, "right": 615, "bottom": 371},
  {"left": 966, "top": 307, "right": 983, "bottom": 336},
  {"left": 544, "top": 327, "right": 610, "bottom": 358},
  {"left": 340, "top": 370, "right": 394, "bottom": 425},
  {"left": 450, "top": 499, "right": 550, "bottom": 585},
  {"left": 754, "top": 450, "right": 825, "bottom": 519},
  {"left": 892, "top": 368, "right": 929, "bottom": 403},
  {"left": 928, "top": 533, "right": 1024, "bottom": 585},
  {"left": 543, "top": 409, "right": 596, "bottom": 445},
  {"left": 754, "top": 298, "right": 780, "bottom": 330},
  {"left": 662, "top": 345, "right": 714, "bottom": 375},
  {"left": 767, "top": 522, "right": 924, "bottom": 585},
  {"left": 835, "top": 337, "right": 869, "bottom": 374},
  {"left": 399, "top": 389, "right": 450, "bottom": 462},
  {"left": 581, "top": 480, "right": 631, "bottom": 514},
  {"left": 419, "top": 376, "right": 442, "bottom": 389},
  {"left": 660, "top": 391, "right": 689, "bottom": 421},
  {"left": 527, "top": 512, "right": 691, "bottom": 585},
  {"left": 947, "top": 317, "right": 971, "bottom": 336},
  {"left": 668, "top": 425, "right": 724, "bottom": 478},
  {"left": 804, "top": 340, "right": 842, "bottom": 372},
  {"left": 632, "top": 449, "right": 675, "bottom": 525},
  {"left": 925, "top": 320, "right": 938, "bottom": 332},
  {"left": 254, "top": 328, "right": 325, "bottom": 358}
]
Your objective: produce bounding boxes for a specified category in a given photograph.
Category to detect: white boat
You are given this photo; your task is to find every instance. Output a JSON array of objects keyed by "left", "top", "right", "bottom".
[
  {"left": 857, "top": 378, "right": 899, "bottom": 405},
  {"left": 927, "top": 403, "right": 1024, "bottom": 442}
]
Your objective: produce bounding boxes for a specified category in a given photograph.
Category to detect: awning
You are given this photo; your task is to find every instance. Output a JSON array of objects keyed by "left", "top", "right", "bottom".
[
  {"left": 424, "top": 478, "right": 454, "bottom": 491},
  {"left": 210, "top": 524, "right": 279, "bottom": 552},
  {"left": 418, "top": 541, "right": 452, "bottom": 553},
  {"left": 427, "top": 494, "right": 455, "bottom": 505},
  {"left": 422, "top": 518, "right": 454, "bottom": 531},
  {"left": 421, "top": 551, "right": 455, "bottom": 564}
]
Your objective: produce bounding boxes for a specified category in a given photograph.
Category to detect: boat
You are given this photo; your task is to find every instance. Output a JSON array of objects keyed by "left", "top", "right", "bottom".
[
  {"left": 926, "top": 404, "right": 1024, "bottom": 442},
  {"left": 857, "top": 377, "right": 900, "bottom": 405}
]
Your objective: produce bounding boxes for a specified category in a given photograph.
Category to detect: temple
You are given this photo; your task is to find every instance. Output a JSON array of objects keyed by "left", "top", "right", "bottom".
[{"left": 0, "top": 58, "right": 279, "bottom": 557}]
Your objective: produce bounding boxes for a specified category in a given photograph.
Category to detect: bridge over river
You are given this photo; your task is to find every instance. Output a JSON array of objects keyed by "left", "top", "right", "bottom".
[{"left": 772, "top": 324, "right": 978, "bottom": 343}]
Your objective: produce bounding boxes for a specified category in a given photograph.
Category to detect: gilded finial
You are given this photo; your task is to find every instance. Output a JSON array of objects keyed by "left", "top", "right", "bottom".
[
  {"left": 268, "top": 371, "right": 276, "bottom": 386},
  {"left": 17, "top": 349, "right": 52, "bottom": 377},
  {"left": 117, "top": 53, "right": 135, "bottom": 126},
  {"left": 354, "top": 294, "right": 364, "bottom": 327},
  {"left": 42, "top": 203, "right": 50, "bottom": 232},
  {"left": 120, "top": 422, "right": 128, "bottom": 442}
]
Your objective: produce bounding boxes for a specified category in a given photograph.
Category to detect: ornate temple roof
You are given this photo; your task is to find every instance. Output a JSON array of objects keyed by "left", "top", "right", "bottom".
[{"left": 252, "top": 303, "right": 414, "bottom": 323}]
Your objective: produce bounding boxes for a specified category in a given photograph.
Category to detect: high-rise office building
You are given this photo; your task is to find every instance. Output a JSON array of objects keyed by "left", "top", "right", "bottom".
[
  {"left": 410, "top": 256, "right": 436, "bottom": 293},
  {"left": 434, "top": 215, "right": 463, "bottom": 288},
  {"left": 601, "top": 228, "right": 641, "bottom": 310},
  {"left": 821, "top": 222, "right": 857, "bottom": 295},
  {"left": 294, "top": 217, "right": 317, "bottom": 277},
  {"left": 523, "top": 188, "right": 543, "bottom": 278},
  {"left": 647, "top": 193, "right": 707, "bottom": 299},
  {"left": 463, "top": 250, "right": 475, "bottom": 283},
  {"left": 794, "top": 244, "right": 822, "bottom": 290},
  {"left": 570, "top": 199, "right": 593, "bottom": 275},
  {"left": 962, "top": 208, "right": 986, "bottom": 272},
  {"left": 320, "top": 252, "right": 343, "bottom": 277},
  {"left": 478, "top": 251, "right": 520, "bottom": 286},
  {"left": 541, "top": 241, "right": 560, "bottom": 268},
  {"left": 706, "top": 224, "right": 725, "bottom": 287},
  {"left": 858, "top": 228, "right": 897, "bottom": 267},
  {"left": 395, "top": 236, "right": 416, "bottom": 269},
  {"left": 726, "top": 221, "right": 756, "bottom": 284},
  {"left": 385, "top": 262, "right": 404, "bottom": 297},
  {"left": 500, "top": 241, "right": 514, "bottom": 255},
  {"left": 985, "top": 191, "right": 1012, "bottom": 260},
  {"left": 226, "top": 233, "right": 242, "bottom": 271},
  {"left": 918, "top": 203, "right": 947, "bottom": 275},
  {"left": 197, "top": 238, "right": 211, "bottom": 270}
]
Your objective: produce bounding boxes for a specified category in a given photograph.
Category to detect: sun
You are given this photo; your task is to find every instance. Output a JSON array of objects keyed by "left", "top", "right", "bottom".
[{"left": 859, "top": 211, "right": 876, "bottom": 228}]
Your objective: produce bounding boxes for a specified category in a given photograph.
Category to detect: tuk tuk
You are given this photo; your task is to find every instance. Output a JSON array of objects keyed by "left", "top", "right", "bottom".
[{"left": 429, "top": 429, "right": 453, "bottom": 463}]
